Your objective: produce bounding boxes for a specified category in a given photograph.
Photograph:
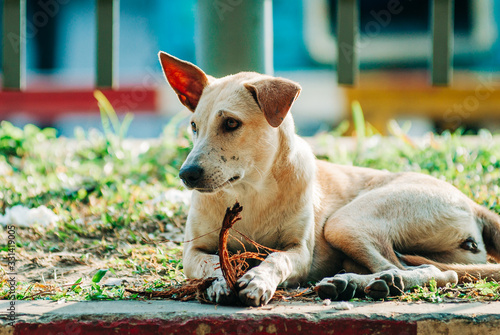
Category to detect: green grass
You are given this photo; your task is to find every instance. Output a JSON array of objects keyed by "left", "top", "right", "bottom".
[
  {"left": 396, "top": 279, "right": 500, "bottom": 303},
  {"left": 0, "top": 97, "right": 499, "bottom": 302}
]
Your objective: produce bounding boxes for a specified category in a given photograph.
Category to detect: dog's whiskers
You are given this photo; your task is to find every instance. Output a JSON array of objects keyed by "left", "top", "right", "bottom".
[{"left": 262, "top": 138, "right": 278, "bottom": 151}]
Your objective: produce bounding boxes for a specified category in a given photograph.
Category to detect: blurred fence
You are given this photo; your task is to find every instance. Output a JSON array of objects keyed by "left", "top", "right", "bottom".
[
  {"left": 2, "top": 0, "right": 455, "bottom": 91},
  {"left": 2, "top": 0, "right": 118, "bottom": 90}
]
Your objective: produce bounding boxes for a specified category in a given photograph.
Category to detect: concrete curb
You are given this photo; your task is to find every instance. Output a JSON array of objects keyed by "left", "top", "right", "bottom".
[{"left": 1, "top": 300, "right": 499, "bottom": 334}]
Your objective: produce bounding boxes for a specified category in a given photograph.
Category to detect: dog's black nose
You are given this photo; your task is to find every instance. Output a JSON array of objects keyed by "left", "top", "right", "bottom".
[{"left": 179, "top": 165, "right": 204, "bottom": 188}]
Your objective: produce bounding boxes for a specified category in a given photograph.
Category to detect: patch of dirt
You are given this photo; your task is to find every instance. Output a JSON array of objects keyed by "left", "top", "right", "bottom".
[{"left": 0, "top": 225, "right": 185, "bottom": 288}]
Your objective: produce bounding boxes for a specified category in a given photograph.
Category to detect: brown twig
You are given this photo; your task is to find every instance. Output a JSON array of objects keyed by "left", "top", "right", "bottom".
[
  {"left": 126, "top": 201, "right": 283, "bottom": 304},
  {"left": 125, "top": 278, "right": 216, "bottom": 303},
  {"left": 232, "top": 227, "right": 281, "bottom": 254},
  {"left": 272, "top": 288, "right": 316, "bottom": 302},
  {"left": 218, "top": 202, "right": 244, "bottom": 295}
]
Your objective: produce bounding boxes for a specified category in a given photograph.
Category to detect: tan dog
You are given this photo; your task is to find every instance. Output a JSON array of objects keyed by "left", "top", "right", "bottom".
[{"left": 158, "top": 52, "right": 500, "bottom": 307}]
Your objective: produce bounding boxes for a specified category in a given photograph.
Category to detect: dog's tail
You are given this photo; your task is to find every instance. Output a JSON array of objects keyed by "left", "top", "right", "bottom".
[
  {"left": 401, "top": 255, "right": 500, "bottom": 283},
  {"left": 474, "top": 204, "right": 500, "bottom": 262}
]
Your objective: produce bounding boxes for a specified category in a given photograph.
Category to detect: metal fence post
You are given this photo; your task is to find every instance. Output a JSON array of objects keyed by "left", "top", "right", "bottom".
[
  {"left": 96, "top": 0, "right": 119, "bottom": 88},
  {"left": 2, "top": 0, "right": 26, "bottom": 90},
  {"left": 337, "top": 0, "right": 358, "bottom": 86},
  {"left": 431, "top": 0, "right": 454, "bottom": 86},
  {"left": 196, "top": 0, "right": 273, "bottom": 77}
]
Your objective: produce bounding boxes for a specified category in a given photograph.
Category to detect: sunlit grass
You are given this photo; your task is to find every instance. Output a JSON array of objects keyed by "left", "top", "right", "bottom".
[{"left": 0, "top": 98, "right": 499, "bottom": 302}]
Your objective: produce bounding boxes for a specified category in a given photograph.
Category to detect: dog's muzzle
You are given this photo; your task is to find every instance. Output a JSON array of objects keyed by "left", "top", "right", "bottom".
[{"left": 179, "top": 164, "right": 204, "bottom": 189}]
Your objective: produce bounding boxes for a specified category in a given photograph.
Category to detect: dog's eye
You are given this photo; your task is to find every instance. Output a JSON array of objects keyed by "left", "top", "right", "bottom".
[
  {"left": 224, "top": 118, "right": 240, "bottom": 131},
  {"left": 191, "top": 122, "right": 197, "bottom": 134}
]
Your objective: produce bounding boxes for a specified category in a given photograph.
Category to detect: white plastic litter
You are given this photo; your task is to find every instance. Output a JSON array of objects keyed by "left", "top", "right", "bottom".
[
  {"left": 334, "top": 301, "right": 353, "bottom": 310},
  {"left": 0, "top": 205, "right": 59, "bottom": 227}
]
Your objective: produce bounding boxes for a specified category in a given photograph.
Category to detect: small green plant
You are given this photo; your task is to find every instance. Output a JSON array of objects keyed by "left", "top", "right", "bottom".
[
  {"left": 94, "top": 90, "right": 134, "bottom": 144},
  {"left": 352, "top": 100, "right": 366, "bottom": 142},
  {"left": 398, "top": 279, "right": 500, "bottom": 302},
  {"left": 0, "top": 121, "right": 57, "bottom": 158}
]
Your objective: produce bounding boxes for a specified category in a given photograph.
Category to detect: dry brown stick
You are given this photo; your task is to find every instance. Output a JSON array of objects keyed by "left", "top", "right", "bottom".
[
  {"left": 219, "top": 202, "right": 285, "bottom": 297},
  {"left": 272, "top": 288, "right": 316, "bottom": 302},
  {"left": 218, "top": 202, "right": 243, "bottom": 295}
]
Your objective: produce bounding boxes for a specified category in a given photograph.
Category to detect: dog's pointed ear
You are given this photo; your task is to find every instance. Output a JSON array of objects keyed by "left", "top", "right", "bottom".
[
  {"left": 244, "top": 78, "right": 301, "bottom": 127},
  {"left": 158, "top": 51, "right": 209, "bottom": 112}
]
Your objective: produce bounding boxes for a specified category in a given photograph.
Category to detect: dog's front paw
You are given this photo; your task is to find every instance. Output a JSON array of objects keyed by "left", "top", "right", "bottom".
[
  {"left": 237, "top": 271, "right": 276, "bottom": 307},
  {"left": 206, "top": 277, "right": 238, "bottom": 305}
]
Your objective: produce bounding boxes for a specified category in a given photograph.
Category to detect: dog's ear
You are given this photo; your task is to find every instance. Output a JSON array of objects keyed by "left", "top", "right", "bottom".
[
  {"left": 158, "top": 51, "right": 209, "bottom": 112},
  {"left": 244, "top": 78, "right": 301, "bottom": 127}
]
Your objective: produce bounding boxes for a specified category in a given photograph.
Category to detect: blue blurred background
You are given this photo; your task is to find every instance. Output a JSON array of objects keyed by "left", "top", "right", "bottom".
[{"left": 1, "top": 0, "right": 499, "bottom": 136}]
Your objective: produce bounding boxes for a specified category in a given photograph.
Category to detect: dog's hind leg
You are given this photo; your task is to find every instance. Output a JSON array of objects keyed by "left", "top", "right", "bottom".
[
  {"left": 315, "top": 180, "right": 495, "bottom": 300},
  {"left": 317, "top": 211, "right": 458, "bottom": 300},
  {"left": 315, "top": 264, "right": 458, "bottom": 300},
  {"left": 399, "top": 206, "right": 500, "bottom": 283},
  {"left": 397, "top": 205, "right": 500, "bottom": 283}
]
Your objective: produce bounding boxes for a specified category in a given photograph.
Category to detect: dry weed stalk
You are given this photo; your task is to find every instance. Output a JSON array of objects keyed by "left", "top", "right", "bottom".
[{"left": 126, "top": 278, "right": 215, "bottom": 303}]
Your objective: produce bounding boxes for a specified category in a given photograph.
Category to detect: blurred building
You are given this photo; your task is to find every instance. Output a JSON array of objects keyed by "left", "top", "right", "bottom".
[{"left": 0, "top": 0, "right": 499, "bottom": 136}]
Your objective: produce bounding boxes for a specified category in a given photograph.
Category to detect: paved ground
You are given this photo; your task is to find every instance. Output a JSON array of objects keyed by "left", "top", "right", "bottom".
[{"left": 1, "top": 300, "right": 499, "bottom": 334}]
